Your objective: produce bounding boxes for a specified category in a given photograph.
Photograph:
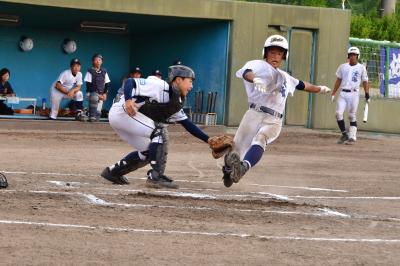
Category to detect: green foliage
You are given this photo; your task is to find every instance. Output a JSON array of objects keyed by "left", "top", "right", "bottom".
[{"left": 241, "top": 0, "right": 400, "bottom": 42}]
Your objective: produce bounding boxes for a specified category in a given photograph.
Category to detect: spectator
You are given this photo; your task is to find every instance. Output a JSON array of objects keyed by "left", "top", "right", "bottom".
[
  {"left": 148, "top": 69, "right": 163, "bottom": 80},
  {"left": 84, "top": 54, "right": 111, "bottom": 122},
  {"left": 129, "top": 66, "right": 142, "bottom": 78},
  {"left": 173, "top": 60, "right": 183, "bottom": 65},
  {"left": 0, "top": 68, "right": 15, "bottom": 115},
  {"left": 49, "top": 58, "right": 84, "bottom": 120}
]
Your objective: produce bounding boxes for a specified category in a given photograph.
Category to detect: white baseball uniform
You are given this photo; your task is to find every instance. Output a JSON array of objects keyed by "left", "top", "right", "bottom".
[
  {"left": 335, "top": 62, "right": 368, "bottom": 122},
  {"left": 50, "top": 69, "right": 83, "bottom": 119},
  {"left": 109, "top": 77, "right": 187, "bottom": 152},
  {"left": 234, "top": 60, "right": 300, "bottom": 159}
]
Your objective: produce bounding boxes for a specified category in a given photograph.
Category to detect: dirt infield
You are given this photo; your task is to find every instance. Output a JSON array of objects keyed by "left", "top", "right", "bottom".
[{"left": 1, "top": 120, "right": 400, "bottom": 265}]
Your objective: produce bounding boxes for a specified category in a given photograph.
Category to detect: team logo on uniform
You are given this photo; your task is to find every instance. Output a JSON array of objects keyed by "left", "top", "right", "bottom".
[
  {"left": 351, "top": 71, "right": 359, "bottom": 82},
  {"left": 139, "top": 78, "right": 146, "bottom": 85},
  {"left": 279, "top": 80, "right": 287, "bottom": 97}
]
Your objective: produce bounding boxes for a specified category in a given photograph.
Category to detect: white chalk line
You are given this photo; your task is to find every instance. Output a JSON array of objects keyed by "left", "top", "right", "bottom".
[
  {"left": 187, "top": 160, "right": 205, "bottom": 178},
  {"left": 3, "top": 189, "right": 400, "bottom": 224},
  {"left": 0, "top": 189, "right": 350, "bottom": 219},
  {"left": 291, "top": 196, "right": 400, "bottom": 200},
  {"left": 1, "top": 219, "right": 400, "bottom": 244},
  {"left": 2, "top": 170, "right": 348, "bottom": 193}
]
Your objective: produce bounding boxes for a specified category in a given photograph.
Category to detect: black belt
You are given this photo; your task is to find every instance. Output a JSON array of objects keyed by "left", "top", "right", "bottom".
[
  {"left": 249, "top": 103, "right": 283, "bottom": 118},
  {"left": 342, "top": 89, "right": 357, "bottom": 92}
]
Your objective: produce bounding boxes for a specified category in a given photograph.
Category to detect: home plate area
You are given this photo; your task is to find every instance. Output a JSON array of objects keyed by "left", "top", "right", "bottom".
[{"left": 1, "top": 125, "right": 400, "bottom": 265}]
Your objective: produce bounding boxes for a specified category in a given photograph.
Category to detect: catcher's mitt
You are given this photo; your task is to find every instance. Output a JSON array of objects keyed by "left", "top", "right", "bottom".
[
  {"left": 0, "top": 172, "right": 8, "bottom": 189},
  {"left": 208, "top": 135, "right": 234, "bottom": 159}
]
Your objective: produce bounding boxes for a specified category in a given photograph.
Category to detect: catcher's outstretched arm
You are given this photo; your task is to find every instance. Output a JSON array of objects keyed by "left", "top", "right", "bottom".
[{"left": 178, "top": 119, "right": 209, "bottom": 143}]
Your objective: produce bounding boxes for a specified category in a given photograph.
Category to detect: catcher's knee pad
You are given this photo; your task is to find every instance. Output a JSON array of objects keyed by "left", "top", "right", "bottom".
[
  {"left": 150, "top": 123, "right": 168, "bottom": 144},
  {"left": 74, "top": 91, "right": 84, "bottom": 101},
  {"left": 336, "top": 111, "right": 344, "bottom": 121}
]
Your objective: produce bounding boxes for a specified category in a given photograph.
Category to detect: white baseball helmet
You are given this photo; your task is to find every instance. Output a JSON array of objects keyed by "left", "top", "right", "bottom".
[
  {"left": 263, "top": 34, "right": 289, "bottom": 60},
  {"left": 347, "top": 46, "right": 360, "bottom": 57}
]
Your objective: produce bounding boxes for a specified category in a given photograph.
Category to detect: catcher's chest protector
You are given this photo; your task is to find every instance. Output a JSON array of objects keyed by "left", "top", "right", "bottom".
[{"left": 139, "top": 86, "right": 184, "bottom": 123}]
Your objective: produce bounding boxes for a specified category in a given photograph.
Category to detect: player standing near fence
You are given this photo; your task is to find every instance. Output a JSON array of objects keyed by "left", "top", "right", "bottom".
[
  {"left": 221, "top": 35, "right": 331, "bottom": 187},
  {"left": 331, "top": 47, "right": 370, "bottom": 145}
]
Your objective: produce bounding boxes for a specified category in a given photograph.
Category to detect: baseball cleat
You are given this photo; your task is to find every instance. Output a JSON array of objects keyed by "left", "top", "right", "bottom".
[
  {"left": 0, "top": 172, "right": 8, "bottom": 189},
  {"left": 345, "top": 138, "right": 356, "bottom": 145},
  {"left": 146, "top": 170, "right": 179, "bottom": 189},
  {"left": 100, "top": 167, "right": 129, "bottom": 185},
  {"left": 337, "top": 133, "right": 349, "bottom": 144},
  {"left": 222, "top": 166, "right": 233, "bottom": 188},
  {"left": 226, "top": 152, "right": 249, "bottom": 183}
]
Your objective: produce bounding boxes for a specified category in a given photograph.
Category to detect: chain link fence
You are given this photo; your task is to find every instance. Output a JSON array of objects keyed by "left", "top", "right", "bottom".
[{"left": 350, "top": 37, "right": 400, "bottom": 99}]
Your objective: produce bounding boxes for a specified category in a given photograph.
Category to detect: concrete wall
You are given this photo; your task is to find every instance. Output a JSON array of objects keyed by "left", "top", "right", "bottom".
[{"left": 4, "top": 0, "right": 382, "bottom": 132}]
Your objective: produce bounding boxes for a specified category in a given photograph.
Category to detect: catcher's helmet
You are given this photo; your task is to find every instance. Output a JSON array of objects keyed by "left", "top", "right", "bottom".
[
  {"left": 168, "top": 64, "right": 195, "bottom": 83},
  {"left": 263, "top": 34, "right": 289, "bottom": 60},
  {"left": 347, "top": 46, "right": 360, "bottom": 58}
]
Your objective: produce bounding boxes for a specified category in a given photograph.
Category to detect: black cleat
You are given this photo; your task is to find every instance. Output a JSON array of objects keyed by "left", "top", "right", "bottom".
[
  {"left": 337, "top": 133, "right": 349, "bottom": 144},
  {"left": 222, "top": 166, "right": 233, "bottom": 188},
  {"left": 100, "top": 167, "right": 129, "bottom": 185},
  {"left": 146, "top": 170, "right": 178, "bottom": 189}
]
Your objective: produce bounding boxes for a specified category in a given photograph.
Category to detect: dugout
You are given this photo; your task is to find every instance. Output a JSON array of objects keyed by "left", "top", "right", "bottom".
[
  {"left": 0, "top": 0, "right": 351, "bottom": 128},
  {"left": 0, "top": 1, "right": 229, "bottom": 123}
]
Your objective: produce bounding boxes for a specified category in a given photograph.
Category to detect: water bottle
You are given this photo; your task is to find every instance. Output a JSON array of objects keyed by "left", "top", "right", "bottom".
[{"left": 42, "top": 98, "right": 46, "bottom": 110}]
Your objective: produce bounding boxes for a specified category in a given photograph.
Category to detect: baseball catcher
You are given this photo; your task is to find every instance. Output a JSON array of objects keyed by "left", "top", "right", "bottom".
[
  {"left": 0, "top": 172, "right": 8, "bottom": 189},
  {"left": 101, "top": 64, "right": 228, "bottom": 189}
]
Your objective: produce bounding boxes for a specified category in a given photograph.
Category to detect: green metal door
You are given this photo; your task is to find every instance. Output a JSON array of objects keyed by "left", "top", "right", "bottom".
[{"left": 285, "top": 29, "right": 316, "bottom": 126}]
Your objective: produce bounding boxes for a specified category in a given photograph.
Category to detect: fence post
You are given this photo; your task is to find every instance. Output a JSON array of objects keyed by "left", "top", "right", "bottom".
[{"left": 385, "top": 46, "right": 390, "bottom": 97}]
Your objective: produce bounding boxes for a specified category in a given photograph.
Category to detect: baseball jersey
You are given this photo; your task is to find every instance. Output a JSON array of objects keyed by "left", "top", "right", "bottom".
[
  {"left": 114, "top": 77, "right": 188, "bottom": 123},
  {"left": 236, "top": 60, "right": 299, "bottom": 114},
  {"left": 51, "top": 69, "right": 83, "bottom": 95},
  {"left": 336, "top": 63, "right": 368, "bottom": 91}
]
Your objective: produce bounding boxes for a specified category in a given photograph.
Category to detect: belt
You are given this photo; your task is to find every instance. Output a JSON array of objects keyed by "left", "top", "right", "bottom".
[
  {"left": 342, "top": 89, "right": 357, "bottom": 92},
  {"left": 249, "top": 103, "right": 283, "bottom": 118}
]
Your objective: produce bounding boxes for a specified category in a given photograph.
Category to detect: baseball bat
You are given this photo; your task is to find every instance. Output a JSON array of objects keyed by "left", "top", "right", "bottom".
[
  {"left": 212, "top": 92, "right": 218, "bottom": 113},
  {"left": 363, "top": 102, "right": 368, "bottom": 123},
  {"left": 206, "top": 92, "right": 211, "bottom": 113},
  {"left": 200, "top": 91, "right": 203, "bottom": 113}
]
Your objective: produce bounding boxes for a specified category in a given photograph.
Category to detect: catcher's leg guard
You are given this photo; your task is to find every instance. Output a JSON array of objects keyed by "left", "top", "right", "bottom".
[
  {"left": 88, "top": 93, "right": 99, "bottom": 121},
  {"left": 0, "top": 172, "right": 8, "bottom": 189},
  {"left": 101, "top": 152, "right": 150, "bottom": 185},
  {"left": 146, "top": 125, "right": 178, "bottom": 189}
]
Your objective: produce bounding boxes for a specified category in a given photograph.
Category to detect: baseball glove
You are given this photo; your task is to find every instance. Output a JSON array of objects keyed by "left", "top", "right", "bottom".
[
  {"left": 208, "top": 135, "right": 234, "bottom": 159},
  {"left": 0, "top": 172, "right": 8, "bottom": 189}
]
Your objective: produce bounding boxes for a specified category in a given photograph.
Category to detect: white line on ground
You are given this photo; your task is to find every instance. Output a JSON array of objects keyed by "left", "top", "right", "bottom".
[
  {"left": 187, "top": 161, "right": 205, "bottom": 178},
  {"left": 1, "top": 219, "right": 400, "bottom": 244},
  {"left": 2, "top": 170, "right": 348, "bottom": 193},
  {"left": 0, "top": 189, "right": 349, "bottom": 219},
  {"left": 291, "top": 196, "right": 400, "bottom": 200}
]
